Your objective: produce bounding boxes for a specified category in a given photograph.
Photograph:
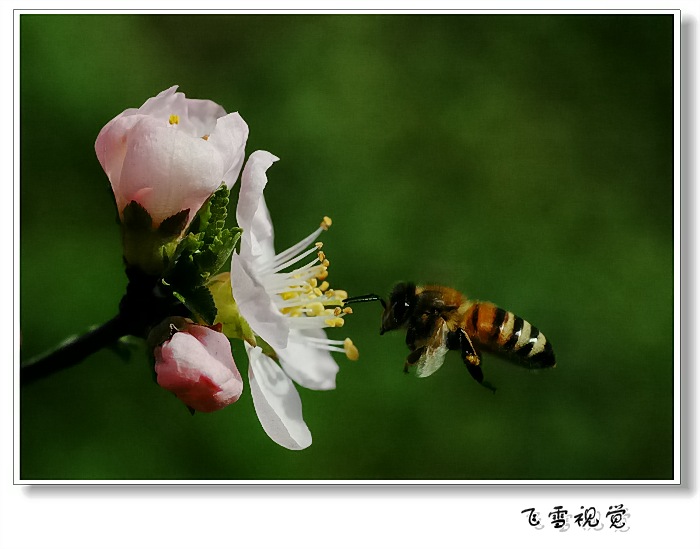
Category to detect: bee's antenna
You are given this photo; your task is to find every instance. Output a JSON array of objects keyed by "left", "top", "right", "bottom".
[{"left": 343, "top": 293, "right": 387, "bottom": 309}]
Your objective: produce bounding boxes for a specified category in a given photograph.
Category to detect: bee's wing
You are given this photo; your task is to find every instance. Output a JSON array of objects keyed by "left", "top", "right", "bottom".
[{"left": 415, "top": 319, "right": 450, "bottom": 378}]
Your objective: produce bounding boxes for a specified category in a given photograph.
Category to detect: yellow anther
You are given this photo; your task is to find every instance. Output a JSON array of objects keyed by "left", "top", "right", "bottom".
[
  {"left": 344, "top": 338, "right": 359, "bottom": 361},
  {"left": 313, "top": 288, "right": 323, "bottom": 297},
  {"left": 201, "top": 134, "right": 209, "bottom": 140},
  {"left": 319, "top": 281, "right": 330, "bottom": 292},
  {"left": 322, "top": 259, "right": 330, "bottom": 268},
  {"left": 334, "top": 307, "right": 342, "bottom": 316},
  {"left": 317, "top": 270, "right": 329, "bottom": 280},
  {"left": 324, "top": 317, "right": 344, "bottom": 328},
  {"left": 309, "top": 278, "right": 318, "bottom": 288},
  {"left": 325, "top": 290, "right": 335, "bottom": 298},
  {"left": 321, "top": 216, "right": 332, "bottom": 230},
  {"left": 281, "top": 291, "right": 299, "bottom": 301},
  {"left": 343, "top": 307, "right": 353, "bottom": 315},
  {"left": 168, "top": 114, "right": 180, "bottom": 125},
  {"left": 307, "top": 302, "right": 325, "bottom": 316},
  {"left": 334, "top": 290, "right": 348, "bottom": 300},
  {"left": 315, "top": 242, "right": 323, "bottom": 249},
  {"left": 317, "top": 251, "right": 326, "bottom": 262}
]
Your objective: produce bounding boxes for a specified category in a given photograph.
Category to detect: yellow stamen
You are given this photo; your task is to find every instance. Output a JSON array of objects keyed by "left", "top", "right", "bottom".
[
  {"left": 317, "top": 269, "right": 329, "bottom": 281},
  {"left": 169, "top": 114, "right": 180, "bottom": 125},
  {"left": 313, "top": 288, "right": 323, "bottom": 297},
  {"left": 334, "top": 290, "right": 348, "bottom": 300},
  {"left": 201, "top": 134, "right": 209, "bottom": 141},
  {"left": 344, "top": 338, "right": 359, "bottom": 361},
  {"left": 307, "top": 302, "right": 325, "bottom": 316},
  {"left": 324, "top": 317, "right": 345, "bottom": 328},
  {"left": 309, "top": 278, "right": 318, "bottom": 288},
  {"left": 343, "top": 307, "right": 353, "bottom": 315},
  {"left": 322, "top": 259, "right": 330, "bottom": 268},
  {"left": 333, "top": 307, "right": 342, "bottom": 316},
  {"left": 319, "top": 281, "right": 330, "bottom": 292},
  {"left": 315, "top": 242, "right": 323, "bottom": 249},
  {"left": 321, "top": 216, "right": 332, "bottom": 230},
  {"left": 281, "top": 291, "right": 299, "bottom": 301},
  {"left": 318, "top": 251, "right": 326, "bottom": 262}
]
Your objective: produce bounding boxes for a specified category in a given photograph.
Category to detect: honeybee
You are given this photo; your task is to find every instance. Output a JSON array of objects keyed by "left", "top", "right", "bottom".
[{"left": 344, "top": 282, "right": 556, "bottom": 391}]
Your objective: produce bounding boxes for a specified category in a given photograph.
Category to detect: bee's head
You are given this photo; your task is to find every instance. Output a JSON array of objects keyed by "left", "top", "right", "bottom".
[
  {"left": 380, "top": 282, "right": 417, "bottom": 335},
  {"left": 342, "top": 282, "right": 417, "bottom": 335}
]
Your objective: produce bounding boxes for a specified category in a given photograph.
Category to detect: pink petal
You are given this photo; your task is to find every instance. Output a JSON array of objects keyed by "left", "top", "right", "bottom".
[
  {"left": 155, "top": 327, "right": 243, "bottom": 413},
  {"left": 208, "top": 113, "right": 249, "bottom": 189},
  {"left": 117, "top": 117, "right": 224, "bottom": 224}
]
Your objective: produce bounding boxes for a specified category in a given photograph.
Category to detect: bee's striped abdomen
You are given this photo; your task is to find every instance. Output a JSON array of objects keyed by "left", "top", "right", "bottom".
[{"left": 466, "top": 302, "right": 556, "bottom": 369}]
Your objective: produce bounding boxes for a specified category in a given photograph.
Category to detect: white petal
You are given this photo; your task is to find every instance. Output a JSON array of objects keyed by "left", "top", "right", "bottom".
[
  {"left": 230, "top": 253, "right": 289, "bottom": 350},
  {"left": 278, "top": 329, "right": 339, "bottom": 390},
  {"left": 236, "top": 150, "right": 279, "bottom": 261},
  {"left": 246, "top": 343, "right": 312, "bottom": 450}
]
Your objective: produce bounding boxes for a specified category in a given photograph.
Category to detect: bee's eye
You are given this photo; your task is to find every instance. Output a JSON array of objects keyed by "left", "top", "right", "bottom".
[{"left": 393, "top": 300, "right": 409, "bottom": 322}]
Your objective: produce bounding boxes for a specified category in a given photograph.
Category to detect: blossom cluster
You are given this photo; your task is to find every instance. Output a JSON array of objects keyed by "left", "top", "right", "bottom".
[{"left": 95, "top": 86, "right": 358, "bottom": 450}]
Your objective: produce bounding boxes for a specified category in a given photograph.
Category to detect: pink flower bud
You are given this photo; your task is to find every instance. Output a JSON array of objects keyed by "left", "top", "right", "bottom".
[
  {"left": 95, "top": 86, "right": 249, "bottom": 226},
  {"left": 154, "top": 324, "right": 243, "bottom": 413}
]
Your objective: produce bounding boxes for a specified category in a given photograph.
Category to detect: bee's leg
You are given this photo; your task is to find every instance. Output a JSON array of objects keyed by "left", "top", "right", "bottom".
[
  {"left": 458, "top": 329, "right": 496, "bottom": 393},
  {"left": 404, "top": 347, "right": 424, "bottom": 373},
  {"left": 404, "top": 324, "right": 421, "bottom": 373}
]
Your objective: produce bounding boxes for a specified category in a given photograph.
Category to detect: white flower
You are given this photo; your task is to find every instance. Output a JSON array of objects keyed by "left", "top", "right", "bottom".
[
  {"left": 95, "top": 85, "right": 248, "bottom": 227},
  {"left": 230, "top": 150, "right": 358, "bottom": 450}
]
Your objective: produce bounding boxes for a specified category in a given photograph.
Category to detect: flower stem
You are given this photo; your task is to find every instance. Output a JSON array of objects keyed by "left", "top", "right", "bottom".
[{"left": 20, "top": 315, "right": 129, "bottom": 386}]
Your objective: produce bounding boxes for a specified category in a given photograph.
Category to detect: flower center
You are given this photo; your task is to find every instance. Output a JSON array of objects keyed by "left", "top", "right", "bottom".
[
  {"left": 168, "top": 114, "right": 180, "bottom": 125},
  {"left": 259, "top": 216, "right": 354, "bottom": 332}
]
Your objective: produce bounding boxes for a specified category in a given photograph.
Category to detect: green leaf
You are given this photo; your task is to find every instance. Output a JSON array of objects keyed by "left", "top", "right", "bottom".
[
  {"left": 189, "top": 183, "right": 228, "bottom": 235},
  {"left": 197, "top": 227, "right": 242, "bottom": 280},
  {"left": 173, "top": 286, "right": 218, "bottom": 325}
]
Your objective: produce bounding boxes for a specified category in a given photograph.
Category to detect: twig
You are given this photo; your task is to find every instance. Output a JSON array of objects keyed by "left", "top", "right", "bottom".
[{"left": 20, "top": 315, "right": 129, "bottom": 386}]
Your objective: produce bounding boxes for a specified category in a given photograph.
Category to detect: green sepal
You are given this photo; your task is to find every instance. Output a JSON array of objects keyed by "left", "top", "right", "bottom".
[
  {"left": 256, "top": 338, "right": 278, "bottom": 360},
  {"left": 120, "top": 202, "right": 191, "bottom": 277},
  {"left": 207, "top": 273, "right": 256, "bottom": 346},
  {"left": 122, "top": 201, "right": 152, "bottom": 231},
  {"left": 158, "top": 209, "right": 190, "bottom": 238}
]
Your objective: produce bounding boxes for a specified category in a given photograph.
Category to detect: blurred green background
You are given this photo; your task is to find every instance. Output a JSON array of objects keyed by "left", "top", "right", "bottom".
[{"left": 20, "top": 14, "right": 674, "bottom": 480}]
